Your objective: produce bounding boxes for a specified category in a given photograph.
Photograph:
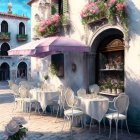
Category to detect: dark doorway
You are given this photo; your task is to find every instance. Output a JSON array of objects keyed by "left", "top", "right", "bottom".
[
  {"left": 17, "top": 62, "right": 27, "bottom": 79},
  {"left": 51, "top": 53, "right": 64, "bottom": 78},
  {"left": 0, "top": 63, "right": 10, "bottom": 81},
  {"left": 0, "top": 43, "right": 10, "bottom": 56}
]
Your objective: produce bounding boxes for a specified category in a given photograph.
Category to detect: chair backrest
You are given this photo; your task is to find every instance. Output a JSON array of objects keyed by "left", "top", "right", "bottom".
[
  {"left": 114, "top": 93, "right": 129, "bottom": 114},
  {"left": 65, "top": 88, "right": 75, "bottom": 108},
  {"left": 19, "top": 86, "right": 29, "bottom": 98},
  {"left": 11, "top": 84, "right": 20, "bottom": 95},
  {"left": 58, "top": 85, "right": 67, "bottom": 109},
  {"left": 77, "top": 88, "right": 86, "bottom": 97},
  {"left": 89, "top": 84, "right": 100, "bottom": 94}
]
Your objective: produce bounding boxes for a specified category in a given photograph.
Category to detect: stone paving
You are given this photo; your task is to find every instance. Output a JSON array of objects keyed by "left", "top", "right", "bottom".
[{"left": 0, "top": 82, "right": 140, "bottom": 140}]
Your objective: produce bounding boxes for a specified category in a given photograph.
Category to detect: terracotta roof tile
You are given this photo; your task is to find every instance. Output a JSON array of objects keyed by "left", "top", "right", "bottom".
[{"left": 0, "top": 12, "right": 30, "bottom": 20}]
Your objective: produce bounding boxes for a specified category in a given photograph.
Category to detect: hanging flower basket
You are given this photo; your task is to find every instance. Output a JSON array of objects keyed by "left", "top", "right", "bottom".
[
  {"left": 36, "top": 14, "right": 61, "bottom": 37},
  {"left": 80, "top": 1, "right": 107, "bottom": 25}
]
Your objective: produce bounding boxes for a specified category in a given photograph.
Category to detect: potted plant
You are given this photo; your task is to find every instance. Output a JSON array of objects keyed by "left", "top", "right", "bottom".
[
  {"left": 117, "top": 81, "right": 124, "bottom": 94},
  {"left": 111, "top": 79, "right": 118, "bottom": 94},
  {"left": 37, "top": 14, "right": 61, "bottom": 37},
  {"left": 104, "top": 79, "right": 112, "bottom": 93},
  {"left": 107, "top": 0, "right": 128, "bottom": 30},
  {"left": 80, "top": 1, "right": 107, "bottom": 25},
  {"left": 4, "top": 117, "right": 28, "bottom": 140}
]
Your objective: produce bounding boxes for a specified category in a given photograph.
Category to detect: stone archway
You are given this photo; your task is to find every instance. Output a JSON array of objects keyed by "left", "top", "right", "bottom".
[
  {"left": 87, "top": 26, "right": 124, "bottom": 85},
  {"left": 17, "top": 62, "right": 27, "bottom": 79},
  {"left": 0, "top": 62, "right": 10, "bottom": 81}
]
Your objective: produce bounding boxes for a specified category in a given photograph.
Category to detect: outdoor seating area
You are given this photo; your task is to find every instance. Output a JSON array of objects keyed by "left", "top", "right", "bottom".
[{"left": 6, "top": 80, "right": 132, "bottom": 139}]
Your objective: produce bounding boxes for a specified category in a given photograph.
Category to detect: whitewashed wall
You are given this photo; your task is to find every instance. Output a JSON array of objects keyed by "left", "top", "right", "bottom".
[{"left": 0, "top": 16, "right": 31, "bottom": 80}]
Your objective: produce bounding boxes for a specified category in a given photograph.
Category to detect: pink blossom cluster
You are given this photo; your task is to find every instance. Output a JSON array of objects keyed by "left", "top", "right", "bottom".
[
  {"left": 38, "top": 14, "right": 60, "bottom": 33},
  {"left": 116, "top": 2, "right": 126, "bottom": 11},
  {"left": 80, "top": 2, "right": 100, "bottom": 18},
  {"left": 107, "top": 0, "right": 126, "bottom": 11},
  {"left": 107, "top": 0, "right": 116, "bottom": 7}
]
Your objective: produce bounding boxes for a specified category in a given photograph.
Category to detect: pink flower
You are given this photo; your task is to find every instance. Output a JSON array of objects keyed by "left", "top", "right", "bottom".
[
  {"left": 116, "top": 2, "right": 125, "bottom": 11},
  {"left": 39, "top": 26, "right": 45, "bottom": 33},
  {"left": 108, "top": 0, "right": 116, "bottom": 7}
]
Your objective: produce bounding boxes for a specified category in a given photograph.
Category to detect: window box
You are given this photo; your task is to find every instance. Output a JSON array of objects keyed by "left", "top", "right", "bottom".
[
  {"left": 0, "top": 32, "right": 10, "bottom": 40},
  {"left": 16, "top": 34, "right": 28, "bottom": 41}
]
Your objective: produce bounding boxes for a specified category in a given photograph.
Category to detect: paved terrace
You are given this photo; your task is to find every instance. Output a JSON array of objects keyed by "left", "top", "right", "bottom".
[{"left": 0, "top": 82, "right": 140, "bottom": 140}]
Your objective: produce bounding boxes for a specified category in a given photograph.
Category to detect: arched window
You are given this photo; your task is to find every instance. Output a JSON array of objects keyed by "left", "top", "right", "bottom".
[
  {"left": 1, "top": 21, "right": 8, "bottom": 32},
  {"left": 0, "top": 43, "right": 10, "bottom": 56},
  {"left": 0, "top": 63, "right": 10, "bottom": 81},
  {"left": 17, "top": 62, "right": 27, "bottom": 79},
  {"left": 19, "top": 22, "right": 25, "bottom": 35}
]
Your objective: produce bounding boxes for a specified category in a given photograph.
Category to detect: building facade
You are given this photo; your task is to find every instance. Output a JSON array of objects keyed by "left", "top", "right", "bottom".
[
  {"left": 0, "top": 2, "right": 31, "bottom": 81},
  {"left": 28, "top": 0, "right": 140, "bottom": 132}
]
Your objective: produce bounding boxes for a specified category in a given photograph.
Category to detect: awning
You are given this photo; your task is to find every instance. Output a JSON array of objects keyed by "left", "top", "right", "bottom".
[{"left": 8, "top": 36, "right": 90, "bottom": 57}]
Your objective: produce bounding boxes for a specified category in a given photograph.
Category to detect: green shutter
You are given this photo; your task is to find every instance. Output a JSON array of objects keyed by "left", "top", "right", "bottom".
[{"left": 63, "top": 0, "right": 69, "bottom": 13}]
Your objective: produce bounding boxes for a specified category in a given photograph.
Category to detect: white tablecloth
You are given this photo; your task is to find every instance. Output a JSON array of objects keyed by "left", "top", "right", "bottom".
[
  {"left": 30, "top": 88, "right": 59, "bottom": 111},
  {"left": 77, "top": 95, "right": 109, "bottom": 122}
]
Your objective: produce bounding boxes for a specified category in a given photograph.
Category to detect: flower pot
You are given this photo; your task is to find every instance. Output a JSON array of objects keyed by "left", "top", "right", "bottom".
[
  {"left": 117, "top": 89, "right": 122, "bottom": 94},
  {"left": 112, "top": 89, "right": 117, "bottom": 94},
  {"left": 107, "top": 88, "right": 112, "bottom": 93}
]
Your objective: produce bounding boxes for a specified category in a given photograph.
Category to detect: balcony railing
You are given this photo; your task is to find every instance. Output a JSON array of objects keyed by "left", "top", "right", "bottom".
[
  {"left": 0, "top": 32, "right": 11, "bottom": 40},
  {"left": 16, "top": 34, "right": 28, "bottom": 41}
]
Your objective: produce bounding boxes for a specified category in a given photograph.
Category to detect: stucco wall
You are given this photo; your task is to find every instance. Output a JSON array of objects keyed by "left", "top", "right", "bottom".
[{"left": 0, "top": 16, "right": 31, "bottom": 80}]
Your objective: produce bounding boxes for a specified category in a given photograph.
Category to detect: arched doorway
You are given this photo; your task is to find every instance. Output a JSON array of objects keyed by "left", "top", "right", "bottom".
[
  {"left": 0, "top": 63, "right": 10, "bottom": 81},
  {"left": 17, "top": 62, "right": 27, "bottom": 79},
  {"left": 0, "top": 43, "right": 10, "bottom": 56},
  {"left": 89, "top": 28, "right": 124, "bottom": 87}
]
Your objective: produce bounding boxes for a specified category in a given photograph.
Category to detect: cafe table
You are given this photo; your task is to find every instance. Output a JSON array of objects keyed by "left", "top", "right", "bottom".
[{"left": 30, "top": 88, "right": 59, "bottom": 112}]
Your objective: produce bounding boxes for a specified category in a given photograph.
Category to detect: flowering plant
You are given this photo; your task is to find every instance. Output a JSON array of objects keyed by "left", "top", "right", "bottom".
[
  {"left": 4, "top": 117, "right": 28, "bottom": 140},
  {"left": 107, "top": 0, "right": 127, "bottom": 29},
  {"left": 80, "top": 1, "right": 106, "bottom": 24},
  {"left": 37, "top": 14, "right": 61, "bottom": 36}
]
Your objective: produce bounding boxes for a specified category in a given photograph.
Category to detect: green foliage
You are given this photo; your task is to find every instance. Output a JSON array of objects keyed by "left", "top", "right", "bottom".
[
  {"left": 49, "top": 64, "right": 58, "bottom": 75},
  {"left": 7, "top": 126, "right": 28, "bottom": 140}
]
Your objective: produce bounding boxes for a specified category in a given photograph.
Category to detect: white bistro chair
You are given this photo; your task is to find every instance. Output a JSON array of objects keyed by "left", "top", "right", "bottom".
[
  {"left": 62, "top": 88, "right": 84, "bottom": 136},
  {"left": 105, "top": 93, "right": 130, "bottom": 139},
  {"left": 89, "top": 84, "right": 100, "bottom": 95},
  {"left": 77, "top": 88, "right": 86, "bottom": 97}
]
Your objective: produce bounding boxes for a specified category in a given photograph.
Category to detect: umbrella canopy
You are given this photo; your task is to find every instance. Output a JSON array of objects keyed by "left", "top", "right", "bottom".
[{"left": 8, "top": 36, "right": 90, "bottom": 57}]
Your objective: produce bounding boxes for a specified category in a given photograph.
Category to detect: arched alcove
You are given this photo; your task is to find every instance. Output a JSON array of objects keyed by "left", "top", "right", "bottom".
[
  {"left": 1, "top": 20, "right": 8, "bottom": 32},
  {"left": 19, "top": 22, "right": 25, "bottom": 35},
  {"left": 17, "top": 62, "right": 27, "bottom": 79},
  {"left": 0, "top": 43, "right": 10, "bottom": 56},
  {"left": 88, "top": 27, "right": 124, "bottom": 85},
  {"left": 0, "top": 62, "right": 10, "bottom": 81}
]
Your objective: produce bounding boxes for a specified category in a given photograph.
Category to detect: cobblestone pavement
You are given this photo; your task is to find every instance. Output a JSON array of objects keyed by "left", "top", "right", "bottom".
[{"left": 0, "top": 82, "right": 140, "bottom": 140}]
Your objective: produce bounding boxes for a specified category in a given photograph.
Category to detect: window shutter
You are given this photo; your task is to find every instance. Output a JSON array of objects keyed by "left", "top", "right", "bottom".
[{"left": 63, "top": 0, "right": 68, "bottom": 13}]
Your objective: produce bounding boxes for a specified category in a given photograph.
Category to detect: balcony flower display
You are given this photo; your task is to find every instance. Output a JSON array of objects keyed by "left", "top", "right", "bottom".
[
  {"left": 37, "top": 14, "right": 61, "bottom": 36},
  {"left": 107, "top": 0, "right": 127, "bottom": 29},
  {"left": 80, "top": 1, "right": 106, "bottom": 25}
]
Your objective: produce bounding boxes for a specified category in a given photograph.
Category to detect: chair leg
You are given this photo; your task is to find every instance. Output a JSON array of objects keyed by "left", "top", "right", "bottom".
[
  {"left": 90, "top": 118, "right": 92, "bottom": 129},
  {"left": 99, "top": 121, "right": 101, "bottom": 134},
  {"left": 115, "top": 119, "right": 118, "bottom": 140},
  {"left": 109, "top": 119, "right": 112, "bottom": 139},
  {"left": 121, "top": 120, "right": 123, "bottom": 133},
  {"left": 103, "top": 117, "right": 106, "bottom": 132},
  {"left": 55, "top": 105, "right": 60, "bottom": 123},
  {"left": 125, "top": 119, "right": 131, "bottom": 136},
  {"left": 29, "top": 102, "right": 32, "bottom": 120}
]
